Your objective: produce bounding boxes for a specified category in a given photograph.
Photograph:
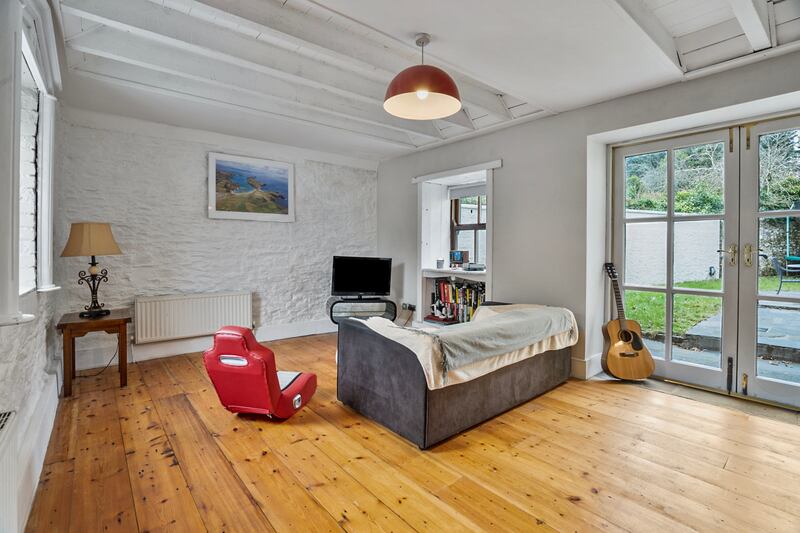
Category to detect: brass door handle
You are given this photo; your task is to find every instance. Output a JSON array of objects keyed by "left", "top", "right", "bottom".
[
  {"left": 743, "top": 243, "right": 756, "bottom": 267},
  {"left": 717, "top": 244, "right": 737, "bottom": 266}
]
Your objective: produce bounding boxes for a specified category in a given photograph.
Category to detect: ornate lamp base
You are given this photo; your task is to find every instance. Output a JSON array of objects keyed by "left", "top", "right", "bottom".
[
  {"left": 80, "top": 307, "right": 111, "bottom": 319},
  {"left": 77, "top": 256, "right": 111, "bottom": 319}
]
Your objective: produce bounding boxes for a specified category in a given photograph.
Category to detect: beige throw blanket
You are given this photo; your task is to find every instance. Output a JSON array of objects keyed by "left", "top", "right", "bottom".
[
  {"left": 432, "top": 306, "right": 576, "bottom": 375},
  {"left": 362, "top": 304, "right": 578, "bottom": 389}
]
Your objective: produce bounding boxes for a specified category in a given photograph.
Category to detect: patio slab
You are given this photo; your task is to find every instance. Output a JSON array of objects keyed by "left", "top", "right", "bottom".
[
  {"left": 645, "top": 340, "right": 800, "bottom": 383},
  {"left": 688, "top": 306, "right": 800, "bottom": 353}
]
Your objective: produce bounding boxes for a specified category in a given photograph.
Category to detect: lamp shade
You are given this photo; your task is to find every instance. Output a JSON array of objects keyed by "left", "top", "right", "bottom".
[
  {"left": 61, "top": 222, "right": 122, "bottom": 257},
  {"left": 384, "top": 64, "right": 461, "bottom": 120}
]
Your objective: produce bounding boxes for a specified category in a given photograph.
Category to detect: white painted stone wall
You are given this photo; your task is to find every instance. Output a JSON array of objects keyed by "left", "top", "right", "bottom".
[
  {"left": 0, "top": 292, "right": 57, "bottom": 419},
  {"left": 54, "top": 107, "right": 377, "bottom": 368},
  {"left": 19, "top": 61, "right": 38, "bottom": 294}
]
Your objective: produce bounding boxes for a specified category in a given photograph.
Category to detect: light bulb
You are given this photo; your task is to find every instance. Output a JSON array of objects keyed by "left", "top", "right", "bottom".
[{"left": 416, "top": 89, "right": 429, "bottom": 100}]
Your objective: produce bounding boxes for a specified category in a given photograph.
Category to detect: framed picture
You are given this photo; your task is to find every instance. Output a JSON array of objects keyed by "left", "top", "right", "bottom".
[{"left": 208, "top": 152, "right": 295, "bottom": 222}]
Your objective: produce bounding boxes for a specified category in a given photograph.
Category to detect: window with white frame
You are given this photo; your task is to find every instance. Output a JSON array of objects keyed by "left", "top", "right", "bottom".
[
  {"left": 450, "top": 192, "right": 487, "bottom": 265},
  {"left": 19, "top": 57, "right": 39, "bottom": 295}
]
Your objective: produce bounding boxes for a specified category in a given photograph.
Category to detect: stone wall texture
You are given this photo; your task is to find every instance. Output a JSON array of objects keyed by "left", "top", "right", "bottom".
[
  {"left": 53, "top": 108, "right": 378, "bottom": 366},
  {"left": 0, "top": 292, "right": 56, "bottom": 414}
]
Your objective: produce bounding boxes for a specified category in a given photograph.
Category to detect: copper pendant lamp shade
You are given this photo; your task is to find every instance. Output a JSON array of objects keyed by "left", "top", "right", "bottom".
[{"left": 384, "top": 34, "right": 462, "bottom": 121}]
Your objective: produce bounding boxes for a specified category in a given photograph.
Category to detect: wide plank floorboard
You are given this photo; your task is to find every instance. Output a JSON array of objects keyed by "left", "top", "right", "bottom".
[{"left": 26, "top": 333, "right": 800, "bottom": 532}]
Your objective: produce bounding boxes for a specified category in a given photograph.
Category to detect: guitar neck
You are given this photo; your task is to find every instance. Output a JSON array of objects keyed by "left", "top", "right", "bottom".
[{"left": 611, "top": 278, "right": 626, "bottom": 321}]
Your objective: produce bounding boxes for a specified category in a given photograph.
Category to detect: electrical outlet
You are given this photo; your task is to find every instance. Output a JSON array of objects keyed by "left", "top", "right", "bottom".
[{"left": 402, "top": 303, "right": 408, "bottom": 310}]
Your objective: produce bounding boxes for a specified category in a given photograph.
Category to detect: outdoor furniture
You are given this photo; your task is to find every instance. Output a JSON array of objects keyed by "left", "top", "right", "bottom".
[
  {"left": 771, "top": 257, "right": 800, "bottom": 294},
  {"left": 785, "top": 255, "right": 800, "bottom": 273}
]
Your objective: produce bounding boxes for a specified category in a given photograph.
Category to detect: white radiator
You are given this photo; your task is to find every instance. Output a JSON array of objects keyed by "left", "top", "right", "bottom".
[
  {"left": 0, "top": 410, "right": 18, "bottom": 533},
  {"left": 134, "top": 292, "right": 252, "bottom": 344}
]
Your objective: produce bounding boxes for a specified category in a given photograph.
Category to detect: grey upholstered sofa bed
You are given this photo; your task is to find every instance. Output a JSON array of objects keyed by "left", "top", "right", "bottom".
[{"left": 336, "top": 317, "right": 572, "bottom": 449}]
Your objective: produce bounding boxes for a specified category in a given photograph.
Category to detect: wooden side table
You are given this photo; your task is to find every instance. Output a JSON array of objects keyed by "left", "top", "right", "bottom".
[{"left": 57, "top": 308, "right": 132, "bottom": 397}]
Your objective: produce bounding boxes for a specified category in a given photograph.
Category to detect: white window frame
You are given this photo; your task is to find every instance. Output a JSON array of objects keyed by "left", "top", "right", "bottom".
[
  {"left": 21, "top": 7, "right": 58, "bottom": 294},
  {"left": 0, "top": 0, "right": 59, "bottom": 326}
]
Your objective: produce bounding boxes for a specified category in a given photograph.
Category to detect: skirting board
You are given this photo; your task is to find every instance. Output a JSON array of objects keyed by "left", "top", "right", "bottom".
[
  {"left": 571, "top": 352, "right": 604, "bottom": 380},
  {"left": 74, "top": 318, "right": 338, "bottom": 370},
  {"left": 16, "top": 373, "right": 59, "bottom": 533}
]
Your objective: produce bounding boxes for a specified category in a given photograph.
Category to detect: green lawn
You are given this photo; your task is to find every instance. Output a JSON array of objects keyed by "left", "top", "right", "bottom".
[{"left": 625, "top": 276, "right": 792, "bottom": 337}]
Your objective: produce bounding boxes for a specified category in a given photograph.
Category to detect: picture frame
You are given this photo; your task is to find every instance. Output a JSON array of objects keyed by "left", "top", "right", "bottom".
[{"left": 208, "top": 152, "right": 295, "bottom": 222}]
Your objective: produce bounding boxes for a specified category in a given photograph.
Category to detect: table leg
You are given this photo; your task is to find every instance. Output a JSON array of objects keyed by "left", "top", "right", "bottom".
[
  {"left": 119, "top": 323, "right": 128, "bottom": 388},
  {"left": 63, "top": 332, "right": 73, "bottom": 397},
  {"left": 71, "top": 336, "right": 76, "bottom": 379}
]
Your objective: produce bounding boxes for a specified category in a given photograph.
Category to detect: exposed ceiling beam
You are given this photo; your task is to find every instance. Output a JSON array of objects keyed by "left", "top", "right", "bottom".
[
  {"left": 607, "top": 0, "right": 685, "bottom": 74},
  {"left": 151, "top": 0, "right": 515, "bottom": 119},
  {"left": 67, "top": 51, "right": 420, "bottom": 149},
  {"left": 61, "top": 0, "right": 503, "bottom": 134},
  {"left": 67, "top": 27, "right": 443, "bottom": 140},
  {"left": 61, "top": 0, "right": 392, "bottom": 103},
  {"left": 446, "top": 110, "right": 475, "bottom": 131},
  {"left": 727, "top": 0, "right": 772, "bottom": 51}
]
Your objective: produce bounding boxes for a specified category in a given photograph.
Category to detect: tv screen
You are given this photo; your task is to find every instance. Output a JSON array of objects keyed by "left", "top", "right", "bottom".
[{"left": 331, "top": 256, "right": 392, "bottom": 296}]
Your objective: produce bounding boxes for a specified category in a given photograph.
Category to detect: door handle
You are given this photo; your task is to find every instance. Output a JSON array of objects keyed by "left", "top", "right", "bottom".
[
  {"left": 743, "top": 243, "right": 755, "bottom": 267},
  {"left": 717, "top": 244, "right": 737, "bottom": 266}
]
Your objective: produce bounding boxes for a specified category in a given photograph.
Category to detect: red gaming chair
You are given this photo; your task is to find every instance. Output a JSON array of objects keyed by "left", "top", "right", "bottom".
[{"left": 203, "top": 326, "right": 316, "bottom": 419}]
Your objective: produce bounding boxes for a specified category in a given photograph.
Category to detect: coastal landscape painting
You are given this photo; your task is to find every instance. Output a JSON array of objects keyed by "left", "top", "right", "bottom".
[{"left": 208, "top": 152, "right": 295, "bottom": 222}]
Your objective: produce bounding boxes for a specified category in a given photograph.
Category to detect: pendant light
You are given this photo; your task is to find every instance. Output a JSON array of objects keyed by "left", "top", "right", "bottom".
[{"left": 384, "top": 33, "right": 462, "bottom": 121}]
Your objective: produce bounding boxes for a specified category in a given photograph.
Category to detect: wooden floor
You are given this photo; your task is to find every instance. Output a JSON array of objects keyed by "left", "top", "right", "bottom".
[{"left": 26, "top": 334, "right": 800, "bottom": 532}]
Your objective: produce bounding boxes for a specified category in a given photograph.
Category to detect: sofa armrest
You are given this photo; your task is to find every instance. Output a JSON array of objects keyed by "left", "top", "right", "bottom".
[{"left": 336, "top": 318, "right": 428, "bottom": 448}]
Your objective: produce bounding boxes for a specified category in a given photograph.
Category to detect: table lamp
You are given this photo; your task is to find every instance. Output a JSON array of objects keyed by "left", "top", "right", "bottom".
[{"left": 61, "top": 222, "right": 122, "bottom": 318}]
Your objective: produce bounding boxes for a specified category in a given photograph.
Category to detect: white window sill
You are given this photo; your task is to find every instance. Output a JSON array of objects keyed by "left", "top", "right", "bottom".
[
  {"left": 36, "top": 285, "right": 60, "bottom": 293},
  {"left": 0, "top": 312, "right": 36, "bottom": 327},
  {"left": 18, "top": 288, "right": 37, "bottom": 298},
  {"left": 18, "top": 285, "right": 61, "bottom": 298}
]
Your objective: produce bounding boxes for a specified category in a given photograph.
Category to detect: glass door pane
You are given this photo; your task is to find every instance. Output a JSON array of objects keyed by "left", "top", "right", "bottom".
[
  {"left": 624, "top": 222, "right": 666, "bottom": 287},
  {"left": 671, "top": 294, "right": 723, "bottom": 368},
  {"left": 673, "top": 142, "right": 725, "bottom": 216},
  {"left": 673, "top": 220, "right": 724, "bottom": 291},
  {"left": 756, "top": 301, "right": 800, "bottom": 385},
  {"left": 624, "top": 150, "right": 667, "bottom": 218},
  {"left": 625, "top": 290, "right": 666, "bottom": 359},
  {"left": 759, "top": 216, "right": 800, "bottom": 297}
]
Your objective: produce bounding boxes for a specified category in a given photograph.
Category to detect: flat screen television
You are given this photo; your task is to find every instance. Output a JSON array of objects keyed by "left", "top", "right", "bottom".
[{"left": 331, "top": 256, "right": 392, "bottom": 297}]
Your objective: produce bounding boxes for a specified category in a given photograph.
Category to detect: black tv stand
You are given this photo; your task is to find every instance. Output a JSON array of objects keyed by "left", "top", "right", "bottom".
[{"left": 327, "top": 296, "right": 397, "bottom": 325}]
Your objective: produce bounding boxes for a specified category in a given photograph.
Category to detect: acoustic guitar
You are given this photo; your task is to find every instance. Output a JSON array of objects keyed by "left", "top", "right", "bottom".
[{"left": 602, "top": 263, "right": 655, "bottom": 380}]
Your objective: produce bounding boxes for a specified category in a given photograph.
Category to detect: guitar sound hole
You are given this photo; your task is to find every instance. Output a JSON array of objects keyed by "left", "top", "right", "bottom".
[{"left": 619, "top": 330, "right": 633, "bottom": 343}]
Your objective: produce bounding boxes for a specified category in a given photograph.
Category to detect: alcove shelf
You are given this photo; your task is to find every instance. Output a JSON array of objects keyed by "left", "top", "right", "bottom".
[{"left": 413, "top": 161, "right": 500, "bottom": 326}]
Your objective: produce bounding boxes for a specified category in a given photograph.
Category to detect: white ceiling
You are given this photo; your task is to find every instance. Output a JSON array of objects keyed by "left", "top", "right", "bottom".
[
  {"left": 314, "top": 0, "right": 684, "bottom": 113},
  {"left": 55, "top": 0, "right": 800, "bottom": 160},
  {"left": 644, "top": 0, "right": 734, "bottom": 36}
]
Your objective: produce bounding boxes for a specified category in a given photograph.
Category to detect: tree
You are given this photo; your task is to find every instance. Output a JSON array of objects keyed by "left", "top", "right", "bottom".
[{"left": 759, "top": 130, "right": 800, "bottom": 211}]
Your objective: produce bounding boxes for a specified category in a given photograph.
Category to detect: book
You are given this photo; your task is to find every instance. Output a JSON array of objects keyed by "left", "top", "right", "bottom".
[{"left": 428, "top": 277, "right": 485, "bottom": 325}]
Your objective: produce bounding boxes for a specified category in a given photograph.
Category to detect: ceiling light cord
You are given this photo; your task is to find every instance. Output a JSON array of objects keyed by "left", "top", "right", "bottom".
[{"left": 415, "top": 33, "right": 431, "bottom": 65}]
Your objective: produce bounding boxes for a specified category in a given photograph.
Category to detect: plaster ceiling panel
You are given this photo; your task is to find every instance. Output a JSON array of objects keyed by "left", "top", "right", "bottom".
[{"left": 311, "top": 0, "right": 685, "bottom": 112}]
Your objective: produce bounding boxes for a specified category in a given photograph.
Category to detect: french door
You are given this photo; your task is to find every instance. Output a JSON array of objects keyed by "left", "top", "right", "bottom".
[
  {"left": 739, "top": 117, "right": 800, "bottom": 407},
  {"left": 614, "top": 120, "right": 800, "bottom": 408}
]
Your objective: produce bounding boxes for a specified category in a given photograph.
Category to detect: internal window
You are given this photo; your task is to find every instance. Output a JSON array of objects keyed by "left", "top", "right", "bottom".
[
  {"left": 450, "top": 194, "right": 487, "bottom": 265},
  {"left": 19, "top": 57, "right": 39, "bottom": 295}
]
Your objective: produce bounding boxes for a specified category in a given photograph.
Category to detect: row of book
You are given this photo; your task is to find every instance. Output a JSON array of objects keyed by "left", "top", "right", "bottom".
[{"left": 426, "top": 278, "right": 486, "bottom": 324}]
